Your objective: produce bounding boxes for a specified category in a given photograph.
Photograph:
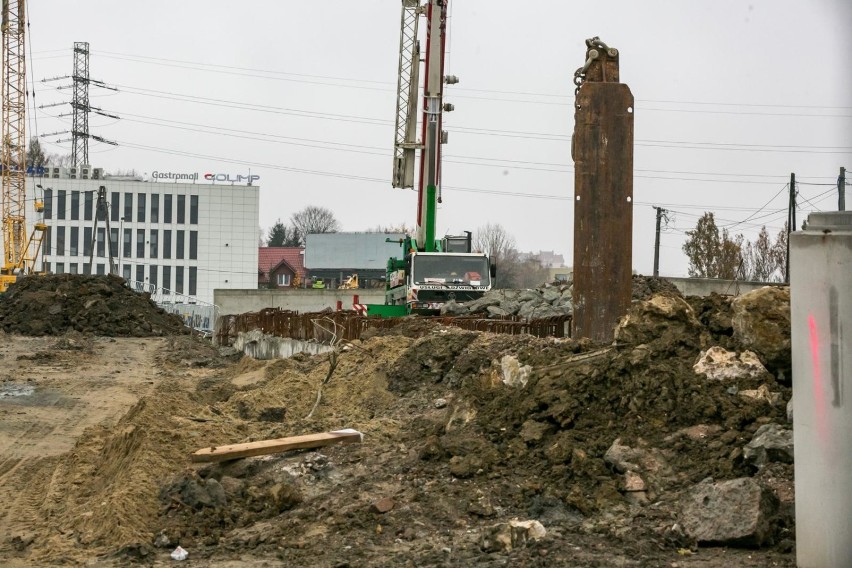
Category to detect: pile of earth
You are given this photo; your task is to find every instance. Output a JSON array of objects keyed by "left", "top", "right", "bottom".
[
  {"left": 0, "top": 273, "right": 187, "bottom": 336},
  {"left": 441, "top": 274, "right": 682, "bottom": 320},
  {"left": 3, "top": 287, "right": 795, "bottom": 566}
]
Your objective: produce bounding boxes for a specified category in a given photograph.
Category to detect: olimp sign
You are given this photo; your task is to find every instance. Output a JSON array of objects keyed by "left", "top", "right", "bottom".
[{"left": 150, "top": 170, "right": 260, "bottom": 185}]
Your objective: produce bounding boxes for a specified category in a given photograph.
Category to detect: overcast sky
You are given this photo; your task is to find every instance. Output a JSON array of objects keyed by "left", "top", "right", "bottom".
[{"left": 29, "top": 0, "right": 851, "bottom": 276}]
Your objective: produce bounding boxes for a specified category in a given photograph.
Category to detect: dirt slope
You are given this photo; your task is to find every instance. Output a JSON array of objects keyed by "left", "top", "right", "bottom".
[{"left": 0, "top": 295, "right": 795, "bottom": 567}]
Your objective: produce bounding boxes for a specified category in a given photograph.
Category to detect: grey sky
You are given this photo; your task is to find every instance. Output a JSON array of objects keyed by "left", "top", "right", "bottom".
[{"left": 29, "top": 0, "right": 851, "bottom": 276}]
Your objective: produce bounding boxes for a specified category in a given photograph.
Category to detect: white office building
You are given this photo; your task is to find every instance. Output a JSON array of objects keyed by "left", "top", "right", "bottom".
[{"left": 28, "top": 168, "right": 259, "bottom": 306}]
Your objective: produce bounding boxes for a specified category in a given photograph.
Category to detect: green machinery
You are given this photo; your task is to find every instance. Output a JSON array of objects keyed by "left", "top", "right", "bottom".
[{"left": 367, "top": 0, "right": 493, "bottom": 317}]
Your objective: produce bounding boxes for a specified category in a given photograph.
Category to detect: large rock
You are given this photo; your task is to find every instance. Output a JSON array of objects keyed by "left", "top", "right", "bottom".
[
  {"left": 680, "top": 477, "right": 779, "bottom": 546},
  {"left": 693, "top": 346, "right": 768, "bottom": 381},
  {"left": 743, "top": 424, "right": 794, "bottom": 468},
  {"left": 518, "top": 289, "right": 543, "bottom": 303},
  {"left": 614, "top": 294, "right": 702, "bottom": 346},
  {"left": 731, "top": 287, "right": 791, "bottom": 378},
  {"left": 541, "top": 287, "right": 561, "bottom": 303},
  {"left": 440, "top": 300, "right": 470, "bottom": 316}
]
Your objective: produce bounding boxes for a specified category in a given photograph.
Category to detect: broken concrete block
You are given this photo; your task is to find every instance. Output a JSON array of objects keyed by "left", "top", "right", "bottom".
[
  {"left": 604, "top": 438, "right": 667, "bottom": 475},
  {"left": 680, "top": 477, "right": 778, "bottom": 546},
  {"left": 786, "top": 398, "right": 793, "bottom": 423},
  {"left": 499, "top": 355, "right": 531, "bottom": 388},
  {"left": 693, "top": 347, "right": 768, "bottom": 381},
  {"left": 731, "top": 287, "right": 791, "bottom": 378},
  {"left": 743, "top": 423, "right": 793, "bottom": 468},
  {"left": 481, "top": 519, "right": 546, "bottom": 552},
  {"left": 738, "top": 384, "right": 782, "bottom": 405},
  {"left": 623, "top": 471, "right": 646, "bottom": 492}
]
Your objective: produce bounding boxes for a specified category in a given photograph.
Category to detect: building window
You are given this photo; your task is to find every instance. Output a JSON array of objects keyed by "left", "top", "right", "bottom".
[
  {"left": 111, "top": 192, "right": 120, "bottom": 222},
  {"left": 124, "top": 192, "right": 132, "bottom": 222},
  {"left": 189, "top": 231, "right": 198, "bottom": 260},
  {"left": 110, "top": 228, "right": 119, "bottom": 259},
  {"left": 84, "top": 191, "right": 93, "bottom": 221},
  {"left": 151, "top": 194, "right": 159, "bottom": 223},
  {"left": 135, "top": 264, "right": 144, "bottom": 285},
  {"left": 96, "top": 264, "right": 105, "bottom": 275},
  {"left": 43, "top": 227, "right": 51, "bottom": 255},
  {"left": 97, "top": 228, "right": 105, "bottom": 257},
  {"left": 188, "top": 266, "right": 197, "bottom": 296},
  {"left": 69, "top": 263, "right": 78, "bottom": 274},
  {"left": 150, "top": 265, "right": 158, "bottom": 289},
  {"left": 137, "top": 193, "right": 146, "bottom": 223},
  {"left": 277, "top": 273, "right": 291, "bottom": 287},
  {"left": 83, "top": 227, "right": 92, "bottom": 257},
  {"left": 82, "top": 263, "right": 90, "bottom": 275},
  {"left": 163, "top": 266, "right": 171, "bottom": 294},
  {"left": 175, "top": 266, "right": 184, "bottom": 294},
  {"left": 71, "top": 191, "right": 80, "bottom": 220},
  {"left": 70, "top": 227, "right": 79, "bottom": 256},
  {"left": 164, "top": 194, "right": 173, "bottom": 223},
  {"left": 177, "top": 195, "right": 185, "bottom": 223},
  {"left": 136, "top": 229, "right": 145, "bottom": 258},
  {"left": 56, "top": 262, "right": 65, "bottom": 274},
  {"left": 176, "top": 230, "right": 185, "bottom": 259},
  {"left": 123, "top": 229, "right": 131, "bottom": 258},
  {"left": 190, "top": 195, "right": 199, "bottom": 224},
  {"left": 163, "top": 230, "right": 172, "bottom": 259},
  {"left": 150, "top": 229, "right": 158, "bottom": 259},
  {"left": 44, "top": 189, "right": 53, "bottom": 219},
  {"left": 57, "top": 190, "right": 66, "bottom": 220},
  {"left": 56, "top": 226, "right": 65, "bottom": 256},
  {"left": 122, "top": 265, "right": 131, "bottom": 282}
]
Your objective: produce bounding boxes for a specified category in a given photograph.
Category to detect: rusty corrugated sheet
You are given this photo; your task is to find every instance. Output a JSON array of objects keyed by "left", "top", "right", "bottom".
[
  {"left": 572, "top": 38, "right": 634, "bottom": 342},
  {"left": 215, "top": 310, "right": 572, "bottom": 347}
]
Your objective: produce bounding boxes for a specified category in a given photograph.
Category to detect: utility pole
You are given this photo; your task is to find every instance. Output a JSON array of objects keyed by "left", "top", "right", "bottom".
[
  {"left": 652, "top": 206, "right": 668, "bottom": 277},
  {"left": 839, "top": 166, "right": 846, "bottom": 211},
  {"left": 786, "top": 172, "right": 796, "bottom": 283}
]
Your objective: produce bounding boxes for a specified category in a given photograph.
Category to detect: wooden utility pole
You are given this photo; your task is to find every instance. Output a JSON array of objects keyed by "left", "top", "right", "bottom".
[
  {"left": 652, "top": 206, "right": 667, "bottom": 277},
  {"left": 839, "top": 167, "right": 846, "bottom": 211},
  {"left": 785, "top": 173, "right": 796, "bottom": 283}
]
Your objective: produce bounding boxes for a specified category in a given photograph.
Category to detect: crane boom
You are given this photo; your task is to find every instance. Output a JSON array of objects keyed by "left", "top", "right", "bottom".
[
  {"left": 391, "top": 0, "right": 420, "bottom": 190},
  {"left": 1, "top": 0, "right": 45, "bottom": 292}
]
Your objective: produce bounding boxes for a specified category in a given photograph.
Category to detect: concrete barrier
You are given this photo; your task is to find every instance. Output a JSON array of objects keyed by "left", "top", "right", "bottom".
[
  {"left": 214, "top": 288, "right": 385, "bottom": 316},
  {"left": 663, "top": 277, "right": 784, "bottom": 297},
  {"left": 233, "top": 330, "right": 334, "bottom": 360}
]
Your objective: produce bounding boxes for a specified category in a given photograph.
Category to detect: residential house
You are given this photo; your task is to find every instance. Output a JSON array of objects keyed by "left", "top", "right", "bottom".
[{"left": 258, "top": 247, "right": 307, "bottom": 289}]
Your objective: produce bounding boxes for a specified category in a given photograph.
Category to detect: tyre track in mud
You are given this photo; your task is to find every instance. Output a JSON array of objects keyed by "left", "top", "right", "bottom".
[{"left": 0, "top": 337, "right": 165, "bottom": 552}]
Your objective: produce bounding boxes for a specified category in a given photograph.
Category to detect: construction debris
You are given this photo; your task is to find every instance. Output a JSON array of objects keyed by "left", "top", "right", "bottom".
[
  {"left": 190, "top": 429, "right": 363, "bottom": 462},
  {"left": 0, "top": 289, "right": 796, "bottom": 566}
]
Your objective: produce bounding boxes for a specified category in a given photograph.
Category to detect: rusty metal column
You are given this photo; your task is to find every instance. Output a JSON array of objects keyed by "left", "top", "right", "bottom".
[{"left": 571, "top": 37, "right": 634, "bottom": 342}]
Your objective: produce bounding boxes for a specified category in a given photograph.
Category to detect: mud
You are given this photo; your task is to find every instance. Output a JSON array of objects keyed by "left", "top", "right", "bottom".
[{"left": 0, "top": 291, "right": 795, "bottom": 567}]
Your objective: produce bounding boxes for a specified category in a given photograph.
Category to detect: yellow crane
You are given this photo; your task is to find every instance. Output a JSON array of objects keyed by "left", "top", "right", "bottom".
[{"left": 1, "top": 0, "right": 46, "bottom": 292}]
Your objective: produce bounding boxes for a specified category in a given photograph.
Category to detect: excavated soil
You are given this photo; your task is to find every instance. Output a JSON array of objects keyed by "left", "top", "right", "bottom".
[
  {"left": 0, "top": 292, "right": 795, "bottom": 567},
  {"left": 0, "top": 274, "right": 187, "bottom": 336}
]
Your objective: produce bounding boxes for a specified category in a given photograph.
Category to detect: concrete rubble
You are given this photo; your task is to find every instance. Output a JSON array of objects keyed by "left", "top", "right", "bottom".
[
  {"left": 693, "top": 346, "right": 769, "bottom": 381},
  {"left": 743, "top": 424, "right": 794, "bottom": 468},
  {"left": 680, "top": 477, "right": 779, "bottom": 547}
]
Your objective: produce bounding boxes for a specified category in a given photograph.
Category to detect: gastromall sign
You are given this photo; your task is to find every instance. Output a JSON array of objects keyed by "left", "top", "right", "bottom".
[{"left": 152, "top": 171, "right": 198, "bottom": 181}]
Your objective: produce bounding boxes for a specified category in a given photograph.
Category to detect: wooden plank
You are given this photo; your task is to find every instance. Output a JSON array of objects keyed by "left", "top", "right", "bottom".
[{"left": 190, "top": 429, "right": 363, "bottom": 463}]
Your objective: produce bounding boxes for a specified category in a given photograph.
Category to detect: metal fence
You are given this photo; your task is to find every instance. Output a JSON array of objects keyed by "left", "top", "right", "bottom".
[{"left": 215, "top": 308, "right": 572, "bottom": 347}]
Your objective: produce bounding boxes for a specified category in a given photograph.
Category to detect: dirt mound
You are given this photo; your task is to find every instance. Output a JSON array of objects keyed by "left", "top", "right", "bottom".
[
  {"left": 0, "top": 292, "right": 795, "bottom": 566},
  {"left": 632, "top": 274, "right": 682, "bottom": 300},
  {"left": 0, "top": 274, "right": 187, "bottom": 336}
]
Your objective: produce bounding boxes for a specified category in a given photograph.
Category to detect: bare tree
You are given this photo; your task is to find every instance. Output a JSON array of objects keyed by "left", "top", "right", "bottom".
[
  {"left": 742, "top": 226, "right": 777, "bottom": 281},
  {"left": 474, "top": 223, "right": 528, "bottom": 288},
  {"left": 290, "top": 206, "right": 341, "bottom": 245}
]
